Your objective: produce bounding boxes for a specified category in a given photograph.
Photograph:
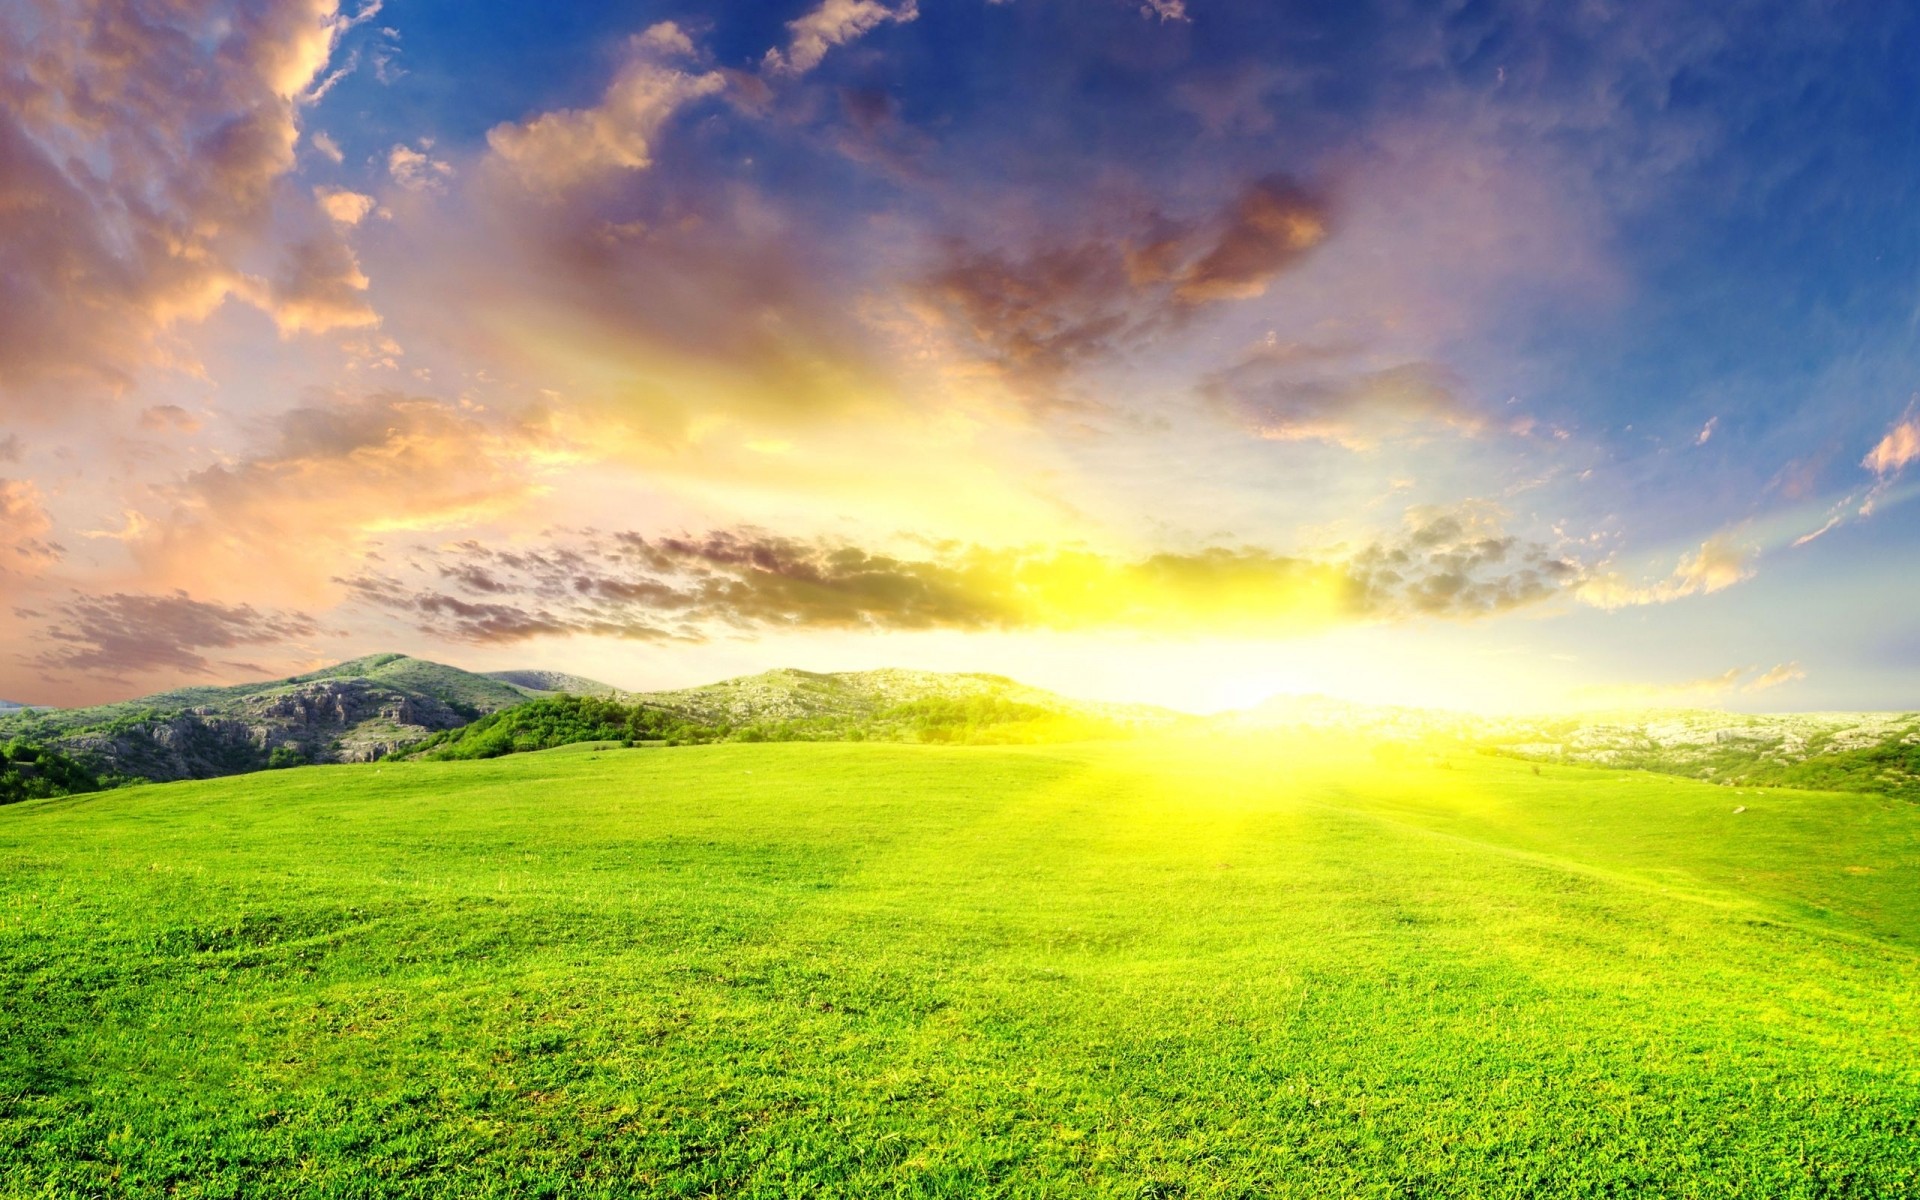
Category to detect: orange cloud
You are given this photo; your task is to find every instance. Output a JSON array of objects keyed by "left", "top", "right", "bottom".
[
  {"left": 127, "top": 393, "right": 573, "bottom": 603},
  {"left": 484, "top": 26, "right": 724, "bottom": 195},
  {"left": 1864, "top": 416, "right": 1920, "bottom": 475},
  {"left": 0, "top": 478, "right": 62, "bottom": 578},
  {"left": 1576, "top": 534, "right": 1754, "bottom": 609},
  {"left": 0, "top": 0, "right": 377, "bottom": 409},
  {"left": 762, "top": 0, "right": 918, "bottom": 77}
]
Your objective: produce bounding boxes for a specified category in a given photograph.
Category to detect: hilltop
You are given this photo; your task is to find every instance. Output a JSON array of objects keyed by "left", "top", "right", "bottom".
[
  {"left": 631, "top": 667, "right": 1183, "bottom": 729},
  {"left": 400, "top": 667, "right": 1189, "bottom": 760},
  {"left": 0, "top": 654, "right": 541, "bottom": 783},
  {"left": 482, "top": 669, "right": 623, "bottom": 698}
]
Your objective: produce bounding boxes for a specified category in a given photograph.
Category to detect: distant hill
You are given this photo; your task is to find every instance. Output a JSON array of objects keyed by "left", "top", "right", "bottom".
[
  {"left": 1476, "top": 709, "right": 1920, "bottom": 801},
  {"left": 403, "top": 668, "right": 1188, "bottom": 760},
  {"left": 483, "top": 669, "right": 622, "bottom": 698},
  {"left": 1224, "top": 694, "right": 1920, "bottom": 802},
  {"left": 632, "top": 668, "right": 1182, "bottom": 729},
  {"left": 0, "top": 654, "right": 536, "bottom": 783}
]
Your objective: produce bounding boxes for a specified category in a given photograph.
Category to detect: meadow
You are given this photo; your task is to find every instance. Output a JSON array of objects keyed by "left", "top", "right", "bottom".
[{"left": 2, "top": 734, "right": 1917, "bottom": 1197}]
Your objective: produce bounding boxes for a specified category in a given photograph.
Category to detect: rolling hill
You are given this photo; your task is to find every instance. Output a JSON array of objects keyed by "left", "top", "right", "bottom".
[
  {"left": 0, "top": 733, "right": 1915, "bottom": 1194},
  {"left": 482, "top": 669, "right": 623, "bottom": 698},
  {"left": 0, "top": 654, "right": 537, "bottom": 783},
  {"left": 399, "top": 668, "right": 1190, "bottom": 759}
]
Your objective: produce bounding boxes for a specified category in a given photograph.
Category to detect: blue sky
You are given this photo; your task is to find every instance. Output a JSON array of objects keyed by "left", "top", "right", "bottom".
[{"left": 2, "top": 0, "right": 1918, "bottom": 711}]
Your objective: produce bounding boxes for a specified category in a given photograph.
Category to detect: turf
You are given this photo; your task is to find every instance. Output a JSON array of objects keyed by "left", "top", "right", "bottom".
[{"left": 2, "top": 735, "right": 1917, "bottom": 1197}]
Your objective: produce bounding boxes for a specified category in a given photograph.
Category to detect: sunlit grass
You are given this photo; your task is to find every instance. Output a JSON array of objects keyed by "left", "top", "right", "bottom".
[{"left": 3, "top": 735, "right": 1917, "bottom": 1196}]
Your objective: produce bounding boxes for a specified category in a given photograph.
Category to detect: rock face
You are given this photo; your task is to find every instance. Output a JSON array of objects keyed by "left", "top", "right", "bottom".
[{"left": 0, "top": 655, "right": 536, "bottom": 783}]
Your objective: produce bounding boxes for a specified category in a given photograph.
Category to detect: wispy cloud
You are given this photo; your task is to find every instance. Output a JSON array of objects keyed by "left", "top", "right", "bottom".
[
  {"left": 34, "top": 592, "right": 323, "bottom": 680},
  {"left": 1576, "top": 534, "right": 1754, "bottom": 609},
  {"left": 763, "top": 0, "right": 919, "bottom": 77}
]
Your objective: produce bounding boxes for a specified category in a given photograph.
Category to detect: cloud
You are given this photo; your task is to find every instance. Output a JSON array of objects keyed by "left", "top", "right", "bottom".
[
  {"left": 1582, "top": 661, "right": 1806, "bottom": 708},
  {"left": 127, "top": 393, "right": 571, "bottom": 601},
  {"left": 388, "top": 142, "right": 454, "bottom": 192},
  {"left": 138, "top": 405, "right": 203, "bottom": 434},
  {"left": 316, "top": 187, "right": 377, "bottom": 225},
  {"left": 32, "top": 591, "right": 322, "bottom": 680},
  {"left": 1695, "top": 417, "right": 1718, "bottom": 445},
  {"left": 1863, "top": 414, "right": 1919, "bottom": 475},
  {"left": 1860, "top": 402, "right": 1920, "bottom": 516},
  {"left": 311, "top": 130, "right": 345, "bottom": 162},
  {"left": 1746, "top": 662, "right": 1805, "bottom": 692},
  {"left": 0, "top": 479, "right": 63, "bottom": 576},
  {"left": 253, "top": 232, "right": 378, "bottom": 334},
  {"left": 337, "top": 506, "right": 1574, "bottom": 645},
  {"left": 1201, "top": 350, "right": 1486, "bottom": 448},
  {"left": 485, "top": 26, "right": 724, "bottom": 195},
  {"left": 918, "top": 177, "right": 1332, "bottom": 402},
  {"left": 1345, "top": 506, "right": 1576, "bottom": 616},
  {"left": 1168, "top": 178, "right": 1329, "bottom": 304},
  {"left": 0, "top": 0, "right": 373, "bottom": 410},
  {"left": 763, "top": 0, "right": 919, "bottom": 77},
  {"left": 1576, "top": 534, "right": 1754, "bottom": 609}
]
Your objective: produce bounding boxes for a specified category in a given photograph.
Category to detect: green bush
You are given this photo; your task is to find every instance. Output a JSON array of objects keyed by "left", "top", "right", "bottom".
[{"left": 0, "top": 741, "right": 102, "bottom": 805}]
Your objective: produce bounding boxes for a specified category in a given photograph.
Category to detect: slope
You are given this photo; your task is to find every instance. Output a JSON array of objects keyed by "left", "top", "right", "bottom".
[
  {"left": 1, "top": 733, "right": 1915, "bottom": 1196},
  {"left": 0, "top": 654, "right": 534, "bottom": 783},
  {"left": 482, "top": 670, "right": 623, "bottom": 698},
  {"left": 403, "top": 667, "right": 1191, "bottom": 758},
  {"left": 632, "top": 667, "right": 1182, "bottom": 728}
]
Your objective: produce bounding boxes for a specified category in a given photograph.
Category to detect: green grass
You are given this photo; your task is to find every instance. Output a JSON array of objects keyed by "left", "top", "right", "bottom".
[{"left": 2, "top": 735, "right": 1917, "bottom": 1197}]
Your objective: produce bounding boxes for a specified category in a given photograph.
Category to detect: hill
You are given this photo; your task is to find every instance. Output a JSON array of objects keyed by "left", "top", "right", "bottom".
[
  {"left": 1474, "top": 708, "right": 1920, "bottom": 800},
  {"left": 634, "top": 666, "right": 1182, "bottom": 729},
  {"left": 0, "top": 741, "right": 98, "bottom": 805},
  {"left": 0, "top": 734, "right": 1915, "bottom": 1194},
  {"left": 0, "top": 654, "right": 535, "bottom": 783},
  {"left": 1227, "top": 694, "right": 1920, "bottom": 805},
  {"left": 402, "top": 668, "right": 1189, "bottom": 759},
  {"left": 482, "top": 669, "right": 623, "bottom": 698}
]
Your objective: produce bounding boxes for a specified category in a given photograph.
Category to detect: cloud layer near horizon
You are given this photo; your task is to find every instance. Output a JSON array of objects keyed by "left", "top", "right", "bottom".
[{"left": 327, "top": 509, "right": 1576, "bottom": 648}]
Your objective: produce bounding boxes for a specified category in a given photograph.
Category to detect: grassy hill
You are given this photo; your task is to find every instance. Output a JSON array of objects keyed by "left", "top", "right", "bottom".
[
  {"left": 0, "top": 654, "right": 535, "bottom": 784},
  {"left": 630, "top": 667, "right": 1182, "bottom": 730},
  {"left": 402, "top": 668, "right": 1188, "bottom": 760},
  {"left": 1476, "top": 709, "right": 1920, "bottom": 801},
  {"left": 483, "top": 669, "right": 623, "bottom": 699},
  {"left": 2, "top": 733, "right": 1916, "bottom": 1195}
]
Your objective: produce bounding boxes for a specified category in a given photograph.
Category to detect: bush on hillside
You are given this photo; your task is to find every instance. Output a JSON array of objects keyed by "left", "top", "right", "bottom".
[{"left": 0, "top": 741, "right": 102, "bottom": 805}]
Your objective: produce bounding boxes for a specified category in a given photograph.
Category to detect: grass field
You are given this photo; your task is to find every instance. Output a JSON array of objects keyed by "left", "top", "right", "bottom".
[{"left": 3, "top": 734, "right": 1918, "bottom": 1197}]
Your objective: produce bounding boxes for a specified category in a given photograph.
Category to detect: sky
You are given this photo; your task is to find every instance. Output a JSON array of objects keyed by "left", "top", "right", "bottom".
[{"left": 3, "top": 0, "right": 1920, "bottom": 714}]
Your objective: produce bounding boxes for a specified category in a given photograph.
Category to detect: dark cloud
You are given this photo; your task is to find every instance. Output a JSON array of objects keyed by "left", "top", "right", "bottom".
[
  {"left": 339, "top": 515, "right": 1576, "bottom": 645},
  {"left": 1348, "top": 510, "right": 1577, "bottom": 616},
  {"left": 34, "top": 591, "right": 323, "bottom": 680},
  {"left": 919, "top": 176, "right": 1330, "bottom": 402}
]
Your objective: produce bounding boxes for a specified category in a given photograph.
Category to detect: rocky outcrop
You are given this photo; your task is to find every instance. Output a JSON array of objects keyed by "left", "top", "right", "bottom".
[{"left": 0, "top": 656, "right": 535, "bottom": 784}]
